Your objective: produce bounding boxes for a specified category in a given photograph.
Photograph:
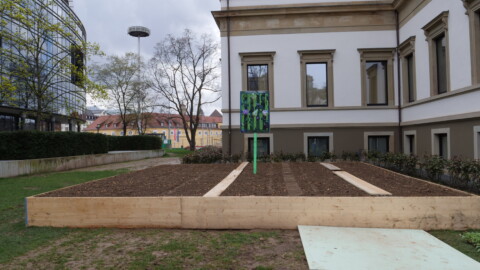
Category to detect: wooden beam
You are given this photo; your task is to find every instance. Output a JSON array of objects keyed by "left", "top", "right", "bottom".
[
  {"left": 333, "top": 171, "right": 392, "bottom": 196},
  {"left": 26, "top": 196, "right": 480, "bottom": 230},
  {"left": 203, "top": 162, "right": 249, "bottom": 197}
]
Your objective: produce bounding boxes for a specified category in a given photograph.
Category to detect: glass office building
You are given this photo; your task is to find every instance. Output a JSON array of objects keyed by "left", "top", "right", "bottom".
[{"left": 0, "top": 0, "right": 86, "bottom": 131}]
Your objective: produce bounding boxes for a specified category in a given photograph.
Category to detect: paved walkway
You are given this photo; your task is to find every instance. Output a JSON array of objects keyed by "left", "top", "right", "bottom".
[{"left": 74, "top": 157, "right": 181, "bottom": 172}]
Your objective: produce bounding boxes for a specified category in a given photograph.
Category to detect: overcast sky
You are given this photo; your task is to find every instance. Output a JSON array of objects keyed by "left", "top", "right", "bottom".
[{"left": 73, "top": 0, "right": 222, "bottom": 113}]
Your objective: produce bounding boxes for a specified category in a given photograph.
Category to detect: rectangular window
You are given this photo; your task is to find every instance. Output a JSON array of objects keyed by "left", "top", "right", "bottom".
[
  {"left": 368, "top": 136, "right": 389, "bottom": 153},
  {"left": 247, "top": 64, "right": 268, "bottom": 91},
  {"left": 306, "top": 63, "right": 328, "bottom": 106},
  {"left": 248, "top": 137, "right": 270, "bottom": 158},
  {"left": 358, "top": 48, "right": 395, "bottom": 106},
  {"left": 423, "top": 11, "right": 449, "bottom": 96},
  {"left": 435, "top": 34, "right": 447, "bottom": 94},
  {"left": 307, "top": 136, "right": 329, "bottom": 157},
  {"left": 406, "top": 54, "right": 415, "bottom": 102},
  {"left": 366, "top": 61, "right": 388, "bottom": 105},
  {"left": 406, "top": 134, "right": 415, "bottom": 155},
  {"left": 436, "top": 133, "right": 448, "bottom": 159}
]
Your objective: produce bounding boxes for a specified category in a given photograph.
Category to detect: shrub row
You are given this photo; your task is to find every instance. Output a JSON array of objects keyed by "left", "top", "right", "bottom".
[
  {"left": 0, "top": 131, "right": 108, "bottom": 160},
  {"left": 107, "top": 135, "right": 162, "bottom": 152},
  {"left": 0, "top": 131, "right": 162, "bottom": 160}
]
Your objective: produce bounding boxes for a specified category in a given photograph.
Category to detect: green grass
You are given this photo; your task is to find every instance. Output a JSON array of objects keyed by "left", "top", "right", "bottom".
[
  {"left": 430, "top": 230, "right": 480, "bottom": 262},
  {"left": 0, "top": 170, "right": 127, "bottom": 264},
  {"left": 165, "top": 148, "right": 193, "bottom": 158},
  {"left": 462, "top": 232, "right": 480, "bottom": 251}
]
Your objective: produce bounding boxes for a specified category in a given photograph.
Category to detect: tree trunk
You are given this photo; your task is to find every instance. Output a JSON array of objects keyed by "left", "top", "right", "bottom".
[{"left": 189, "top": 133, "right": 196, "bottom": 151}]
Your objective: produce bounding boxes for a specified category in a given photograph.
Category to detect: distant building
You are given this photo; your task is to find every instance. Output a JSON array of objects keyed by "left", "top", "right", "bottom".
[
  {"left": 210, "top": 109, "right": 223, "bottom": 118},
  {"left": 84, "top": 113, "right": 223, "bottom": 148}
]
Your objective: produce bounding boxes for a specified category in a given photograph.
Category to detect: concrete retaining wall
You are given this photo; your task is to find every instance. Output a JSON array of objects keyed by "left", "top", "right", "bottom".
[{"left": 0, "top": 150, "right": 165, "bottom": 178}]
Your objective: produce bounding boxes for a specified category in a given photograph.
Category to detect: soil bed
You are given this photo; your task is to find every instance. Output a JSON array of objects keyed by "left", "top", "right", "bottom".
[
  {"left": 222, "top": 163, "right": 369, "bottom": 196},
  {"left": 333, "top": 161, "right": 468, "bottom": 197},
  {"left": 222, "top": 163, "right": 288, "bottom": 196},
  {"left": 40, "top": 164, "right": 237, "bottom": 197}
]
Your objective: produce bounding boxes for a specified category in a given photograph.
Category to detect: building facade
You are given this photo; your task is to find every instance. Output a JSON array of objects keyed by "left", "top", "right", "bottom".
[
  {"left": 214, "top": 0, "right": 480, "bottom": 159},
  {"left": 0, "top": 0, "right": 87, "bottom": 132},
  {"left": 84, "top": 113, "right": 223, "bottom": 149}
]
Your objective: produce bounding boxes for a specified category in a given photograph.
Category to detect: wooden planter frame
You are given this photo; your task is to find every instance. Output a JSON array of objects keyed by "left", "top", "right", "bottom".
[{"left": 26, "top": 195, "right": 480, "bottom": 230}]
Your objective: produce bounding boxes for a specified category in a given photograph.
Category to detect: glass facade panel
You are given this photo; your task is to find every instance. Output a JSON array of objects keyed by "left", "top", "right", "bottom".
[
  {"left": 366, "top": 61, "right": 388, "bottom": 105},
  {"left": 306, "top": 63, "right": 328, "bottom": 106},
  {"left": 308, "top": 136, "right": 329, "bottom": 157},
  {"left": 247, "top": 65, "right": 268, "bottom": 91}
]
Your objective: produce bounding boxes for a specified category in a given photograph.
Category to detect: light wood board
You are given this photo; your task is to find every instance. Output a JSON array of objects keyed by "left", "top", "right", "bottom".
[
  {"left": 320, "top": 162, "right": 342, "bottom": 171},
  {"left": 203, "top": 162, "right": 249, "bottom": 197},
  {"left": 27, "top": 196, "right": 480, "bottom": 230},
  {"left": 334, "top": 171, "right": 392, "bottom": 196}
]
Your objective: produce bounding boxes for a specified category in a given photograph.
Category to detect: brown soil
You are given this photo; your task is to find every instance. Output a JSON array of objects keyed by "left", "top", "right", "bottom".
[
  {"left": 223, "top": 163, "right": 369, "bottom": 196},
  {"left": 40, "top": 164, "right": 237, "bottom": 197},
  {"left": 291, "top": 163, "right": 369, "bottom": 196},
  {"left": 333, "top": 161, "right": 469, "bottom": 196},
  {"left": 222, "top": 163, "right": 289, "bottom": 196}
]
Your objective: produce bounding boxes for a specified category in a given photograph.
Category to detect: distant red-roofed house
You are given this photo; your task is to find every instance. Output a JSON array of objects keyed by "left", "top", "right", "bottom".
[{"left": 84, "top": 113, "right": 222, "bottom": 148}]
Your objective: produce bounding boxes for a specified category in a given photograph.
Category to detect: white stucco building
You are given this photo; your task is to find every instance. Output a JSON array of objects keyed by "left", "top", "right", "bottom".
[{"left": 213, "top": 0, "right": 480, "bottom": 159}]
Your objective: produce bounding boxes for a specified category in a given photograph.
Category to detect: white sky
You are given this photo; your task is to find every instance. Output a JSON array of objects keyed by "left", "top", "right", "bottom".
[{"left": 73, "top": 0, "right": 222, "bottom": 114}]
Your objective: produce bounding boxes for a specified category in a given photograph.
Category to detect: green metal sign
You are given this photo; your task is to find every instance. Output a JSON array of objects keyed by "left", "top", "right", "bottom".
[{"left": 240, "top": 91, "right": 270, "bottom": 133}]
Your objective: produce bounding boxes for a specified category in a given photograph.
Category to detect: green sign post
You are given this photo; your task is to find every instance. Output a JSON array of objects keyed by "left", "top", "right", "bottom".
[{"left": 240, "top": 91, "right": 270, "bottom": 174}]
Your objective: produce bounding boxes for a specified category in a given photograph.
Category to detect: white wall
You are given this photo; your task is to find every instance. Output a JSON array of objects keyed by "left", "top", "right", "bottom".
[
  {"left": 399, "top": 0, "right": 471, "bottom": 101},
  {"left": 221, "top": 30, "right": 397, "bottom": 113},
  {"left": 220, "top": 0, "right": 386, "bottom": 8},
  {"left": 402, "top": 89, "right": 480, "bottom": 123},
  {"left": 223, "top": 109, "right": 398, "bottom": 126}
]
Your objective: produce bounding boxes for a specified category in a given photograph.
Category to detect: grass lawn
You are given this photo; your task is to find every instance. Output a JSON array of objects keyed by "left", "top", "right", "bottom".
[
  {"left": 0, "top": 170, "right": 127, "bottom": 264},
  {"left": 430, "top": 230, "right": 480, "bottom": 262},
  {"left": 164, "top": 148, "right": 193, "bottom": 158},
  {"left": 1, "top": 168, "right": 479, "bottom": 269}
]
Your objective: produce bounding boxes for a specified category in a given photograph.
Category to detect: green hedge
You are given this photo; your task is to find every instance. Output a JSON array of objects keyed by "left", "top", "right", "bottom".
[
  {"left": 107, "top": 135, "right": 162, "bottom": 151},
  {"left": 0, "top": 131, "right": 109, "bottom": 160}
]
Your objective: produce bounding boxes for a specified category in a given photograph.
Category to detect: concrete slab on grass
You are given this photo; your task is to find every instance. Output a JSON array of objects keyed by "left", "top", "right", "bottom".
[{"left": 298, "top": 225, "right": 480, "bottom": 270}]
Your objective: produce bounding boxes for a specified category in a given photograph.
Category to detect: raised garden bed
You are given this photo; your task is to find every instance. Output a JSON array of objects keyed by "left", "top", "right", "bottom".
[
  {"left": 333, "top": 162, "right": 464, "bottom": 196},
  {"left": 26, "top": 162, "right": 480, "bottom": 230},
  {"left": 39, "top": 164, "right": 238, "bottom": 197}
]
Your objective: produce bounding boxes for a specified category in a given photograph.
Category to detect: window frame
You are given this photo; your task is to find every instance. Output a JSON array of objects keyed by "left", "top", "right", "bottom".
[
  {"left": 403, "top": 130, "right": 417, "bottom": 155},
  {"left": 473, "top": 126, "right": 480, "bottom": 159},
  {"left": 431, "top": 128, "right": 451, "bottom": 159},
  {"left": 422, "top": 11, "right": 450, "bottom": 96},
  {"left": 243, "top": 133, "right": 274, "bottom": 155},
  {"left": 465, "top": 0, "right": 480, "bottom": 84},
  {"left": 363, "top": 131, "right": 394, "bottom": 153},
  {"left": 399, "top": 36, "right": 417, "bottom": 104},
  {"left": 298, "top": 50, "right": 335, "bottom": 108},
  {"left": 303, "top": 132, "right": 334, "bottom": 158},
  {"left": 358, "top": 48, "right": 396, "bottom": 107},
  {"left": 240, "top": 52, "right": 275, "bottom": 108}
]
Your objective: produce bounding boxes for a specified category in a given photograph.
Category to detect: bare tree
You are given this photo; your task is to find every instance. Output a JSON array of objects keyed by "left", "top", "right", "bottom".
[
  {"left": 93, "top": 53, "right": 140, "bottom": 136},
  {"left": 131, "top": 77, "right": 157, "bottom": 135},
  {"left": 149, "top": 29, "right": 220, "bottom": 150}
]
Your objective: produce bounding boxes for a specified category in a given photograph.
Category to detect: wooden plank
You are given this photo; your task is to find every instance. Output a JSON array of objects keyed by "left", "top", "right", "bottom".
[
  {"left": 319, "top": 162, "right": 342, "bottom": 171},
  {"left": 27, "top": 197, "right": 182, "bottom": 228},
  {"left": 26, "top": 196, "right": 480, "bottom": 230},
  {"left": 181, "top": 196, "right": 480, "bottom": 230},
  {"left": 334, "top": 171, "right": 392, "bottom": 196},
  {"left": 203, "top": 162, "right": 249, "bottom": 197}
]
